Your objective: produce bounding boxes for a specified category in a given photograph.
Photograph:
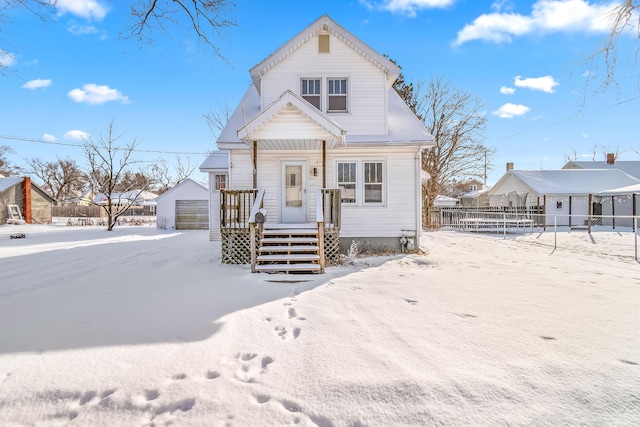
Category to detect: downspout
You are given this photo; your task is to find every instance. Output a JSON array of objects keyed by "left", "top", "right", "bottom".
[{"left": 415, "top": 149, "right": 422, "bottom": 249}]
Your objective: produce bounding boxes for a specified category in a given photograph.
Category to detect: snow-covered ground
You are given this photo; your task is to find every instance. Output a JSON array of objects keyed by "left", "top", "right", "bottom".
[{"left": 0, "top": 224, "right": 638, "bottom": 426}]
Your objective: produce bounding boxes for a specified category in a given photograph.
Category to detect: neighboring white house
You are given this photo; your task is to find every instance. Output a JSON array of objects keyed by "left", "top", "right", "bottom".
[
  {"left": 433, "top": 195, "right": 459, "bottom": 207},
  {"left": 200, "top": 14, "right": 434, "bottom": 254},
  {"left": 155, "top": 179, "right": 210, "bottom": 230},
  {"left": 488, "top": 169, "right": 640, "bottom": 226}
]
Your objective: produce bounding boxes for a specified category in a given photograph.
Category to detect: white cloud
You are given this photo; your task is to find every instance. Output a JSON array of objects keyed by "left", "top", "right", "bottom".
[
  {"left": 492, "top": 103, "right": 530, "bottom": 118},
  {"left": 64, "top": 130, "right": 91, "bottom": 141},
  {"left": 454, "top": 0, "right": 617, "bottom": 46},
  {"left": 361, "top": 0, "right": 456, "bottom": 17},
  {"left": 55, "top": 0, "right": 109, "bottom": 21},
  {"left": 514, "top": 75, "right": 559, "bottom": 93},
  {"left": 500, "top": 86, "right": 516, "bottom": 94},
  {"left": 68, "top": 83, "right": 131, "bottom": 105},
  {"left": 0, "top": 51, "right": 16, "bottom": 67},
  {"left": 22, "top": 79, "right": 53, "bottom": 90},
  {"left": 67, "top": 21, "right": 100, "bottom": 36},
  {"left": 42, "top": 133, "right": 57, "bottom": 142}
]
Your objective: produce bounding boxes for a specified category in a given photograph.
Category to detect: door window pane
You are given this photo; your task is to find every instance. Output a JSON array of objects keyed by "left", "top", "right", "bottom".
[{"left": 285, "top": 165, "right": 303, "bottom": 207}]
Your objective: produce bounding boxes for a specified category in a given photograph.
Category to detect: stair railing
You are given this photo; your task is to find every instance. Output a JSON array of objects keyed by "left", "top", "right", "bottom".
[
  {"left": 315, "top": 189, "right": 326, "bottom": 273},
  {"left": 249, "top": 189, "right": 265, "bottom": 273}
]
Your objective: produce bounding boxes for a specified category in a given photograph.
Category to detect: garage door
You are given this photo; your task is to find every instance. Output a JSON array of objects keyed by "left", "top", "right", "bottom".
[{"left": 175, "top": 200, "right": 209, "bottom": 230}]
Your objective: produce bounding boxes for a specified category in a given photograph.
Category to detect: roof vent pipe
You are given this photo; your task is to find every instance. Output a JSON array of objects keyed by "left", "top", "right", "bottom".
[{"left": 606, "top": 153, "right": 615, "bottom": 165}]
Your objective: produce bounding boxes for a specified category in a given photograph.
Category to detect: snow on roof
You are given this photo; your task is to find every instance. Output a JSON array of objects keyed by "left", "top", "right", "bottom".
[
  {"left": 199, "top": 151, "right": 229, "bottom": 172},
  {"left": 510, "top": 169, "right": 640, "bottom": 195},
  {"left": 217, "top": 85, "right": 433, "bottom": 148},
  {"left": 0, "top": 177, "right": 23, "bottom": 193},
  {"left": 599, "top": 183, "right": 640, "bottom": 195},
  {"left": 563, "top": 161, "right": 640, "bottom": 179},
  {"left": 93, "top": 190, "right": 158, "bottom": 205},
  {"left": 155, "top": 178, "right": 209, "bottom": 200}
]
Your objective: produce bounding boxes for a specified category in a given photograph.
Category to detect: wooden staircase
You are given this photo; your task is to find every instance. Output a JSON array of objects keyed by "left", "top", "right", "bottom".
[{"left": 255, "top": 225, "right": 322, "bottom": 274}]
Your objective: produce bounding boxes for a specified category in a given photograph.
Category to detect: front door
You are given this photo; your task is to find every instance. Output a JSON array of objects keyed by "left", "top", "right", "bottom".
[{"left": 281, "top": 161, "right": 307, "bottom": 223}]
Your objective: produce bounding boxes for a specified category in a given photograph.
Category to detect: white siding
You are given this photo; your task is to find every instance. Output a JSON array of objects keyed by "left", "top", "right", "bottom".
[
  {"left": 208, "top": 174, "right": 221, "bottom": 241},
  {"left": 229, "top": 151, "right": 255, "bottom": 189},
  {"left": 489, "top": 174, "right": 540, "bottom": 208},
  {"left": 260, "top": 32, "right": 387, "bottom": 135},
  {"left": 327, "top": 147, "right": 418, "bottom": 238}
]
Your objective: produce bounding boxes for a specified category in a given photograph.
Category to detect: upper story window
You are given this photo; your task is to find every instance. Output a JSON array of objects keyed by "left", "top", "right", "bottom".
[
  {"left": 328, "top": 78, "right": 347, "bottom": 112},
  {"left": 470, "top": 184, "right": 478, "bottom": 191},
  {"left": 301, "top": 79, "right": 321, "bottom": 110}
]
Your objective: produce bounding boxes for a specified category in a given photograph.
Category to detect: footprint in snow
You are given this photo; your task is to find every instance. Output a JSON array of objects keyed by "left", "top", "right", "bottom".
[
  {"left": 172, "top": 373, "right": 187, "bottom": 381},
  {"left": 205, "top": 370, "right": 221, "bottom": 380},
  {"left": 144, "top": 389, "right": 160, "bottom": 401},
  {"left": 540, "top": 336, "right": 556, "bottom": 341},
  {"left": 403, "top": 298, "right": 418, "bottom": 305}
]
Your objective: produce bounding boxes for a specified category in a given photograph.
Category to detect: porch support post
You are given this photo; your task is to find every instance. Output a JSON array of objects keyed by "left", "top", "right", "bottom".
[
  {"left": 543, "top": 195, "right": 547, "bottom": 231},
  {"left": 634, "top": 194, "right": 637, "bottom": 232},
  {"left": 250, "top": 222, "right": 256, "bottom": 273},
  {"left": 253, "top": 140, "right": 258, "bottom": 188},
  {"left": 612, "top": 195, "right": 616, "bottom": 229},
  {"left": 587, "top": 194, "right": 593, "bottom": 234},
  {"left": 322, "top": 140, "right": 326, "bottom": 189},
  {"left": 569, "top": 195, "right": 572, "bottom": 228}
]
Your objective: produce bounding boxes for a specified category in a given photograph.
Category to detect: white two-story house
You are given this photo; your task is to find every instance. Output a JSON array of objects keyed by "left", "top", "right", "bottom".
[{"left": 200, "top": 14, "right": 434, "bottom": 273}]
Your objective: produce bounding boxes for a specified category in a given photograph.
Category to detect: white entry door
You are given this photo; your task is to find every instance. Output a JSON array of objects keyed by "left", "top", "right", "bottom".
[{"left": 281, "top": 161, "right": 307, "bottom": 223}]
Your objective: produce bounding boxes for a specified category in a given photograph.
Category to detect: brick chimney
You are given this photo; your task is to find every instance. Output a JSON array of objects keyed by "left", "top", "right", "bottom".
[
  {"left": 506, "top": 162, "right": 514, "bottom": 172},
  {"left": 606, "top": 153, "right": 615, "bottom": 165},
  {"left": 22, "top": 177, "right": 32, "bottom": 224}
]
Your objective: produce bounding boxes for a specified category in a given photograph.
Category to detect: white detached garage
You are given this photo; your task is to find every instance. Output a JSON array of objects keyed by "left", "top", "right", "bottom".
[{"left": 156, "top": 179, "right": 209, "bottom": 230}]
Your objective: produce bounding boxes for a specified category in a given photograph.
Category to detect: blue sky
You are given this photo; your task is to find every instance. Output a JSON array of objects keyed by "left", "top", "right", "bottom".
[{"left": 0, "top": 0, "right": 638, "bottom": 186}]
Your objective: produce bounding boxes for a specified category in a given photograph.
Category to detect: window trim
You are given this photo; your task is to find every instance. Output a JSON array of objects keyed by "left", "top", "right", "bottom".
[
  {"left": 301, "top": 78, "right": 322, "bottom": 110},
  {"left": 327, "top": 77, "right": 348, "bottom": 113},
  {"left": 334, "top": 159, "right": 386, "bottom": 207},
  {"left": 299, "top": 76, "right": 349, "bottom": 114},
  {"left": 214, "top": 173, "right": 227, "bottom": 190}
]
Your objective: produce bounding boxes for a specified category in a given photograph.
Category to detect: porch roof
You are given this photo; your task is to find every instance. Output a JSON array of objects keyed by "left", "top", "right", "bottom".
[
  {"left": 235, "top": 90, "right": 346, "bottom": 150},
  {"left": 217, "top": 85, "right": 434, "bottom": 150}
]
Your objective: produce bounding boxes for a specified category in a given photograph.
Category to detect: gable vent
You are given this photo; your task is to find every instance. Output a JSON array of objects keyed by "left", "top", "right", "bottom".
[{"left": 319, "top": 34, "right": 330, "bottom": 53}]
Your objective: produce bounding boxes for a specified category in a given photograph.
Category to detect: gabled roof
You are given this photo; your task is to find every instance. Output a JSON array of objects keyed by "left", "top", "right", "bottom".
[
  {"left": 0, "top": 177, "right": 23, "bottom": 193},
  {"left": 236, "top": 90, "right": 346, "bottom": 150},
  {"left": 155, "top": 178, "right": 209, "bottom": 200},
  {"left": 0, "top": 177, "right": 56, "bottom": 203},
  {"left": 199, "top": 150, "right": 229, "bottom": 172},
  {"left": 492, "top": 169, "right": 640, "bottom": 195},
  {"left": 599, "top": 183, "right": 640, "bottom": 195},
  {"left": 249, "top": 14, "right": 400, "bottom": 94},
  {"left": 563, "top": 161, "right": 640, "bottom": 179}
]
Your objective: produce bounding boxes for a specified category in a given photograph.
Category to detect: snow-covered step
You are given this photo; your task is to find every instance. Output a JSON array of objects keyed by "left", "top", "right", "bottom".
[
  {"left": 257, "top": 254, "right": 320, "bottom": 262},
  {"left": 259, "top": 245, "right": 319, "bottom": 253},
  {"left": 262, "top": 228, "right": 318, "bottom": 236},
  {"left": 260, "top": 237, "right": 318, "bottom": 245},
  {"left": 255, "top": 263, "right": 322, "bottom": 273}
]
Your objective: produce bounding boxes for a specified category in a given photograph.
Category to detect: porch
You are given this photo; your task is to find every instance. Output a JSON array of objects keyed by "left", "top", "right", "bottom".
[{"left": 219, "top": 188, "right": 341, "bottom": 273}]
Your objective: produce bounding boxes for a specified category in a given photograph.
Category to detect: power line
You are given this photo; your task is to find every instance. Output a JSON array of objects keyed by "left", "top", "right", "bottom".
[{"left": 0, "top": 134, "right": 213, "bottom": 156}]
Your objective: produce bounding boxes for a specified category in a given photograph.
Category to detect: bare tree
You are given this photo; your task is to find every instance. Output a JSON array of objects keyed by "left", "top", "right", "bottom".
[
  {"left": 83, "top": 120, "right": 153, "bottom": 231},
  {"left": 415, "top": 77, "right": 492, "bottom": 217},
  {"left": 586, "top": 0, "right": 639, "bottom": 95},
  {"left": 126, "top": 1, "right": 236, "bottom": 58},
  {"left": 204, "top": 101, "right": 233, "bottom": 139},
  {"left": 24, "top": 157, "right": 88, "bottom": 205},
  {"left": 152, "top": 156, "right": 197, "bottom": 194},
  {"left": 0, "top": 145, "right": 22, "bottom": 176},
  {"left": 1, "top": 0, "right": 236, "bottom": 71},
  {"left": 562, "top": 145, "right": 579, "bottom": 163}
]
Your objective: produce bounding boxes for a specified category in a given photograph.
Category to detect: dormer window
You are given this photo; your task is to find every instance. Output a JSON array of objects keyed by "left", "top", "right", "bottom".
[
  {"left": 470, "top": 184, "right": 478, "bottom": 191},
  {"left": 301, "top": 79, "right": 321, "bottom": 109},
  {"left": 328, "top": 78, "right": 347, "bottom": 112}
]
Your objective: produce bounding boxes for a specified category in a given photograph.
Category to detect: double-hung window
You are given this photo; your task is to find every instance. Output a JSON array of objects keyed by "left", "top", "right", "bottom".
[
  {"left": 301, "top": 79, "right": 321, "bottom": 110},
  {"left": 327, "top": 78, "right": 347, "bottom": 112},
  {"left": 363, "top": 162, "right": 383, "bottom": 203},
  {"left": 336, "top": 160, "right": 385, "bottom": 206},
  {"left": 214, "top": 174, "right": 227, "bottom": 190},
  {"left": 337, "top": 162, "right": 357, "bottom": 204}
]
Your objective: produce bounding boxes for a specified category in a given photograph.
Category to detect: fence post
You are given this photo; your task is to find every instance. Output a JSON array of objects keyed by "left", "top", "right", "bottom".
[
  {"left": 635, "top": 217, "right": 638, "bottom": 262},
  {"left": 503, "top": 211, "right": 506, "bottom": 239}
]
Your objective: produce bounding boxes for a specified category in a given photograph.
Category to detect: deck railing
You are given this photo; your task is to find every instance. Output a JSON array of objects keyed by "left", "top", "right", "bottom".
[
  {"left": 249, "top": 189, "right": 265, "bottom": 273},
  {"left": 320, "top": 189, "right": 341, "bottom": 265},
  {"left": 220, "top": 189, "right": 259, "bottom": 264}
]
